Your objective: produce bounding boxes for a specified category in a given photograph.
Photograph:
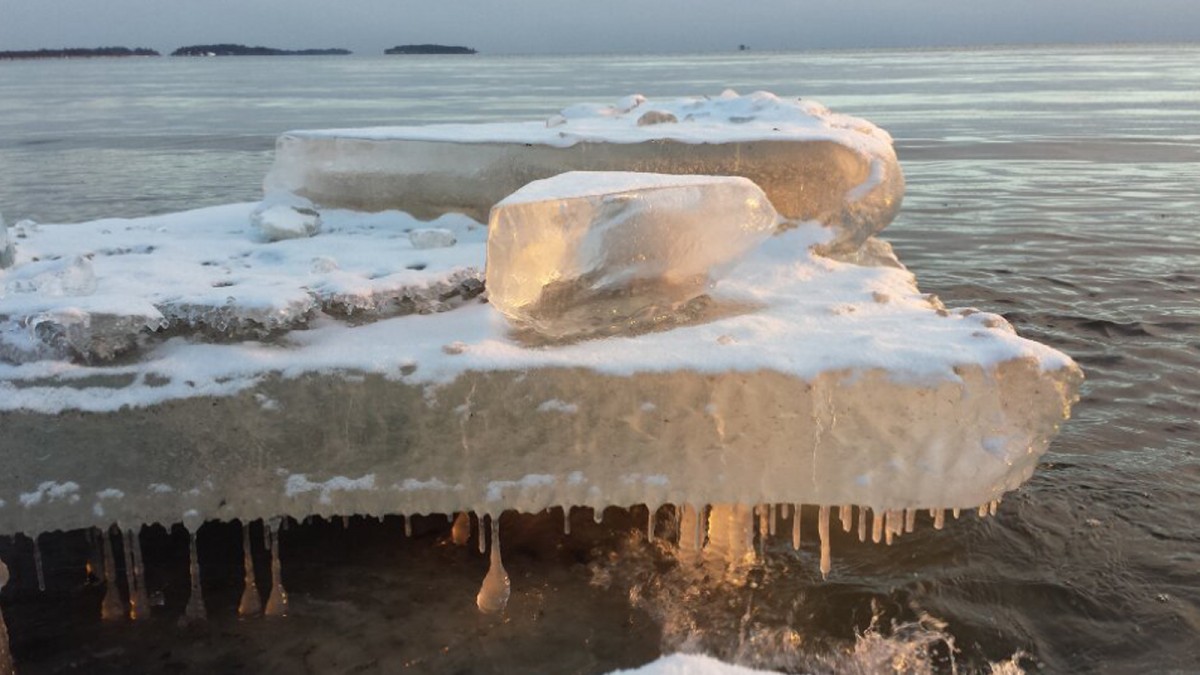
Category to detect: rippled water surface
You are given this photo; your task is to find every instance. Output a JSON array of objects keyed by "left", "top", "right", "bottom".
[{"left": 1, "top": 45, "right": 1198, "bottom": 673}]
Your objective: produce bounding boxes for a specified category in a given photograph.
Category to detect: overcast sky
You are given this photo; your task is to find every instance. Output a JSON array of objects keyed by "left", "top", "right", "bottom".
[{"left": 3, "top": 0, "right": 1199, "bottom": 54}]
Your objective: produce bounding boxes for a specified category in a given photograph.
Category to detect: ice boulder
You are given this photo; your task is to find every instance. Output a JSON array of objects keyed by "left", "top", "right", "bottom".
[
  {"left": 487, "top": 172, "right": 778, "bottom": 340},
  {"left": 250, "top": 195, "right": 321, "bottom": 241},
  {"left": 265, "top": 91, "right": 903, "bottom": 254}
]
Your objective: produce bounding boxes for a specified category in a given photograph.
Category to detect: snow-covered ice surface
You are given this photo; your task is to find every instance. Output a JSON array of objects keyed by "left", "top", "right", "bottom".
[
  {"left": 265, "top": 91, "right": 904, "bottom": 254},
  {"left": 606, "top": 653, "right": 774, "bottom": 675}
]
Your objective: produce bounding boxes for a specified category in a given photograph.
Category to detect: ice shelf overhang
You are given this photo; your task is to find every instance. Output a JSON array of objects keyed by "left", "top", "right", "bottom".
[{"left": 0, "top": 205, "right": 1080, "bottom": 535}]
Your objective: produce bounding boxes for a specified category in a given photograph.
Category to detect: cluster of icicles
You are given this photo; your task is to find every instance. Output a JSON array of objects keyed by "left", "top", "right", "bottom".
[{"left": 0, "top": 500, "right": 1004, "bottom": 673}]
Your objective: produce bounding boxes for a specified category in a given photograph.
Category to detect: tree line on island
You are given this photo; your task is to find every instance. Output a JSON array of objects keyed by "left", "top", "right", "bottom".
[{"left": 0, "top": 44, "right": 478, "bottom": 59}]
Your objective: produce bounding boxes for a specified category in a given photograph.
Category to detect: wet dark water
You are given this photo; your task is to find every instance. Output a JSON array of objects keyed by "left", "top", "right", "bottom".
[{"left": 1, "top": 45, "right": 1199, "bottom": 672}]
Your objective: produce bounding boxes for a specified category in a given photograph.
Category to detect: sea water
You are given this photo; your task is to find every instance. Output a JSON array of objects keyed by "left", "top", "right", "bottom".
[{"left": 0, "top": 44, "right": 1198, "bottom": 672}]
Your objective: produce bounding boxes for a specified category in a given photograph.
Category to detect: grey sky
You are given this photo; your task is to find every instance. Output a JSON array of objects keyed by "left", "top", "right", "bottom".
[{"left": 3, "top": 0, "right": 1199, "bottom": 54}]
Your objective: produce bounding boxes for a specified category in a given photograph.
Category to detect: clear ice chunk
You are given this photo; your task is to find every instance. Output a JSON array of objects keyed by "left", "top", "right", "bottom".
[
  {"left": 408, "top": 228, "right": 457, "bottom": 249},
  {"left": 486, "top": 172, "right": 778, "bottom": 339},
  {"left": 3, "top": 255, "right": 96, "bottom": 297},
  {"left": 250, "top": 195, "right": 321, "bottom": 242}
]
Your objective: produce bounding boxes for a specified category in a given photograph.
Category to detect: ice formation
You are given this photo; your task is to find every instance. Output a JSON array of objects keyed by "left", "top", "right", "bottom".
[
  {"left": 250, "top": 197, "right": 322, "bottom": 242},
  {"left": 487, "top": 172, "right": 778, "bottom": 339},
  {"left": 0, "top": 214, "right": 13, "bottom": 269},
  {"left": 264, "top": 91, "right": 903, "bottom": 254},
  {"left": 0, "top": 93, "right": 1082, "bottom": 652}
]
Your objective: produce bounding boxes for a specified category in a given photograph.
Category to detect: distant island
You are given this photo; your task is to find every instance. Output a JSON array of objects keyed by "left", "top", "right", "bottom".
[
  {"left": 0, "top": 47, "right": 159, "bottom": 60},
  {"left": 385, "top": 44, "right": 477, "bottom": 55},
  {"left": 171, "top": 44, "right": 352, "bottom": 57}
]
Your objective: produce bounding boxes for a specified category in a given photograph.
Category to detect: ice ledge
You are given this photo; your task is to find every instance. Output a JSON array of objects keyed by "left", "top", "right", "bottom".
[{"left": 265, "top": 91, "right": 903, "bottom": 254}]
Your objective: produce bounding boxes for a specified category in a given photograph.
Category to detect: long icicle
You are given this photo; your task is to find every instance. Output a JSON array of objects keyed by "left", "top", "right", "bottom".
[
  {"left": 647, "top": 504, "right": 656, "bottom": 542},
  {"left": 857, "top": 506, "right": 867, "bottom": 542},
  {"left": 32, "top": 534, "right": 45, "bottom": 593},
  {"left": 100, "top": 526, "right": 124, "bottom": 622},
  {"left": 563, "top": 506, "right": 571, "bottom": 536},
  {"left": 184, "top": 526, "right": 206, "bottom": 622},
  {"left": 934, "top": 508, "right": 946, "bottom": 530},
  {"left": 476, "top": 514, "right": 511, "bottom": 613},
  {"left": 905, "top": 509, "right": 916, "bottom": 533},
  {"left": 264, "top": 519, "right": 288, "bottom": 617},
  {"left": 238, "top": 520, "right": 262, "bottom": 617},
  {"left": 791, "top": 504, "right": 802, "bottom": 551},
  {"left": 871, "top": 508, "right": 884, "bottom": 544},
  {"left": 769, "top": 504, "right": 778, "bottom": 537},
  {"left": 1, "top": 559, "right": 15, "bottom": 675},
  {"left": 125, "top": 527, "right": 150, "bottom": 621},
  {"left": 840, "top": 505, "right": 853, "bottom": 533},
  {"left": 818, "top": 505, "right": 832, "bottom": 579},
  {"left": 478, "top": 515, "right": 488, "bottom": 555}
]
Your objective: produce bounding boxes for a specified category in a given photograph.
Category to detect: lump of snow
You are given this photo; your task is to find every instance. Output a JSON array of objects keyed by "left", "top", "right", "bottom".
[
  {"left": 486, "top": 171, "right": 778, "bottom": 340},
  {"left": 409, "top": 228, "right": 457, "bottom": 249},
  {"left": 251, "top": 196, "right": 321, "bottom": 241}
]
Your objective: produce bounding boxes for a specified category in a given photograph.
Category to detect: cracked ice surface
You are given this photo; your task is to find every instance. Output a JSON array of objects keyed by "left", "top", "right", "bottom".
[
  {"left": 0, "top": 200, "right": 1080, "bottom": 533},
  {"left": 265, "top": 90, "right": 903, "bottom": 253}
]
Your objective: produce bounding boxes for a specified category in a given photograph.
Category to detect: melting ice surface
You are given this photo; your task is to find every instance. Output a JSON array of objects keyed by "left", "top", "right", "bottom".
[{"left": 0, "top": 91, "right": 1081, "bottom": 672}]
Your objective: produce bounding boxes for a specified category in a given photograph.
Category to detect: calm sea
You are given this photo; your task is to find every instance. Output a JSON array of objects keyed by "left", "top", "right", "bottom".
[{"left": 1, "top": 45, "right": 1198, "bottom": 673}]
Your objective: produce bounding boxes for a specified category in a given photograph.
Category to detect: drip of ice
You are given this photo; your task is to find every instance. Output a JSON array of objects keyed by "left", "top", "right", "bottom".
[
  {"left": 264, "top": 520, "right": 288, "bottom": 617},
  {"left": 791, "top": 504, "right": 802, "bottom": 551},
  {"left": 934, "top": 508, "right": 946, "bottom": 530},
  {"left": 451, "top": 512, "right": 471, "bottom": 546},
  {"left": 905, "top": 509, "right": 916, "bottom": 533},
  {"left": 0, "top": 558, "right": 13, "bottom": 675},
  {"left": 486, "top": 171, "right": 778, "bottom": 340},
  {"left": 238, "top": 521, "right": 262, "bottom": 617},
  {"left": 563, "top": 507, "right": 572, "bottom": 536},
  {"left": 183, "top": 528, "right": 207, "bottom": 623},
  {"left": 857, "top": 507, "right": 868, "bottom": 542},
  {"left": 818, "top": 505, "right": 832, "bottom": 579},
  {"left": 872, "top": 509, "right": 884, "bottom": 544},
  {"left": 678, "top": 504, "right": 702, "bottom": 553},
  {"left": 707, "top": 504, "right": 755, "bottom": 563},
  {"left": 840, "top": 504, "right": 854, "bottom": 533},
  {"left": 595, "top": 507, "right": 604, "bottom": 524},
  {"left": 647, "top": 505, "right": 656, "bottom": 542},
  {"left": 31, "top": 534, "right": 45, "bottom": 592},
  {"left": 404, "top": 515, "right": 413, "bottom": 538},
  {"left": 475, "top": 516, "right": 510, "bottom": 614},
  {"left": 123, "top": 527, "right": 150, "bottom": 621},
  {"left": 100, "top": 527, "right": 124, "bottom": 622},
  {"left": 768, "top": 504, "right": 778, "bottom": 537}
]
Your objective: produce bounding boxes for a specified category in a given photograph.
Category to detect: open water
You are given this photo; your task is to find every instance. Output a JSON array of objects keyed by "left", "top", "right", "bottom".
[{"left": 0, "top": 44, "right": 1198, "bottom": 673}]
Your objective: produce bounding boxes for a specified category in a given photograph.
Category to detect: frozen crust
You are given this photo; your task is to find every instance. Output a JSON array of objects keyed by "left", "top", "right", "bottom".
[{"left": 0, "top": 356, "right": 1080, "bottom": 534}]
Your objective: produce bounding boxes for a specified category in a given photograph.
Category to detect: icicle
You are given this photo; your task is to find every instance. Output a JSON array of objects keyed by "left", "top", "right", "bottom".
[
  {"left": 696, "top": 505, "right": 706, "bottom": 552},
  {"left": 264, "top": 520, "right": 288, "bottom": 617},
  {"left": 100, "top": 526, "right": 124, "bottom": 622},
  {"left": 124, "top": 527, "right": 150, "bottom": 621},
  {"left": 706, "top": 504, "right": 754, "bottom": 561},
  {"left": 871, "top": 508, "right": 884, "bottom": 544},
  {"left": 840, "top": 505, "right": 853, "bottom": 533},
  {"left": 404, "top": 515, "right": 413, "bottom": 538},
  {"left": 30, "top": 533, "right": 46, "bottom": 593},
  {"left": 238, "top": 521, "right": 262, "bottom": 617},
  {"left": 884, "top": 511, "right": 896, "bottom": 546},
  {"left": 791, "top": 503, "right": 802, "bottom": 551},
  {"left": 476, "top": 515, "right": 510, "bottom": 613},
  {"left": 934, "top": 509, "right": 946, "bottom": 530},
  {"left": 989, "top": 500, "right": 999, "bottom": 516},
  {"left": 678, "top": 504, "right": 701, "bottom": 552},
  {"left": 647, "top": 505, "right": 656, "bottom": 542},
  {"left": 978, "top": 504, "right": 988, "bottom": 518},
  {"left": 341, "top": 515, "right": 350, "bottom": 529},
  {"left": 1, "top": 559, "right": 14, "bottom": 675},
  {"left": 594, "top": 507, "right": 604, "bottom": 524},
  {"left": 757, "top": 504, "right": 769, "bottom": 543},
  {"left": 184, "top": 527, "right": 207, "bottom": 623},
  {"left": 768, "top": 504, "right": 778, "bottom": 537},
  {"left": 857, "top": 507, "right": 867, "bottom": 542},
  {"left": 451, "top": 512, "right": 471, "bottom": 546},
  {"left": 478, "top": 514, "right": 489, "bottom": 554},
  {"left": 928, "top": 508, "right": 937, "bottom": 518},
  {"left": 563, "top": 506, "right": 571, "bottom": 536},
  {"left": 952, "top": 507, "right": 961, "bottom": 519},
  {"left": 904, "top": 509, "right": 916, "bottom": 533},
  {"left": 818, "top": 505, "right": 831, "bottom": 579}
]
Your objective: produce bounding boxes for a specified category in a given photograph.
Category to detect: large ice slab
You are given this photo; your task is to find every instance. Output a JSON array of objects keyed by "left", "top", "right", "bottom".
[
  {"left": 0, "top": 205, "right": 1080, "bottom": 535},
  {"left": 487, "top": 172, "right": 778, "bottom": 339},
  {"left": 264, "top": 91, "right": 903, "bottom": 254}
]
